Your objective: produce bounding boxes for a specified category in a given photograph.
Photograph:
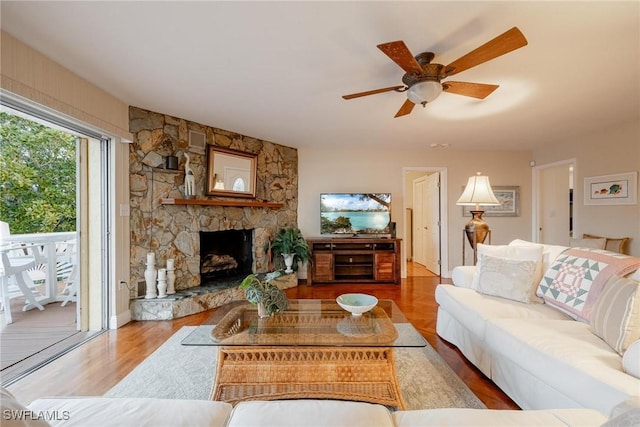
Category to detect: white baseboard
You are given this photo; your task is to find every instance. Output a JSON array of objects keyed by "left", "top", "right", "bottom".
[{"left": 109, "top": 309, "right": 132, "bottom": 329}]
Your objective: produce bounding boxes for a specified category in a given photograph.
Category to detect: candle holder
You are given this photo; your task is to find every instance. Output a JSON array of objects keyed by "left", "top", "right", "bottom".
[
  {"left": 144, "top": 253, "right": 158, "bottom": 299},
  {"left": 166, "top": 258, "right": 176, "bottom": 295},
  {"left": 157, "top": 268, "right": 167, "bottom": 298}
]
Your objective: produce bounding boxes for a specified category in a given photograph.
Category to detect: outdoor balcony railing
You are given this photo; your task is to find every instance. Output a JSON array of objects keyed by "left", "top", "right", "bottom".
[{"left": 0, "top": 231, "right": 78, "bottom": 324}]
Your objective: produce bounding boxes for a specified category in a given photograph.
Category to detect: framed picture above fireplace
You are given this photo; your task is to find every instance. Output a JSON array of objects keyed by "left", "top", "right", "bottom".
[{"left": 206, "top": 146, "right": 257, "bottom": 198}]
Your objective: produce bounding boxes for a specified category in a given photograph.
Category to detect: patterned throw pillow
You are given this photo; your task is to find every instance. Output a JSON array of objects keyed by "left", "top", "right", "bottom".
[
  {"left": 537, "top": 248, "right": 640, "bottom": 321},
  {"left": 590, "top": 276, "right": 640, "bottom": 355},
  {"left": 476, "top": 254, "right": 539, "bottom": 303}
]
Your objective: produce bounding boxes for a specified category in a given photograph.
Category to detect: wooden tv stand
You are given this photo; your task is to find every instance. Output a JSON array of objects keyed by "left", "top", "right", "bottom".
[{"left": 307, "top": 238, "right": 401, "bottom": 285}]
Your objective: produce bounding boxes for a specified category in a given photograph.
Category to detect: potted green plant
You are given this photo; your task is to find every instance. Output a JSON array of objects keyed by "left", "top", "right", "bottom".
[
  {"left": 240, "top": 271, "right": 289, "bottom": 317},
  {"left": 267, "top": 227, "right": 311, "bottom": 273}
]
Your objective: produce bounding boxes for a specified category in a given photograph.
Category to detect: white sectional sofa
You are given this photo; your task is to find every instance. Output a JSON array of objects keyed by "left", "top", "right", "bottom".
[
  {"left": 436, "top": 239, "right": 640, "bottom": 417},
  {"left": 3, "top": 389, "right": 621, "bottom": 427}
]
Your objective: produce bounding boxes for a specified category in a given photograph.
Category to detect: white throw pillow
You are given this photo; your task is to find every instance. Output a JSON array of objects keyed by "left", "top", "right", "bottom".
[
  {"left": 570, "top": 237, "right": 607, "bottom": 250},
  {"left": 509, "top": 239, "right": 568, "bottom": 274},
  {"left": 471, "top": 244, "right": 544, "bottom": 303},
  {"left": 476, "top": 254, "right": 539, "bottom": 303},
  {"left": 623, "top": 341, "right": 640, "bottom": 378}
]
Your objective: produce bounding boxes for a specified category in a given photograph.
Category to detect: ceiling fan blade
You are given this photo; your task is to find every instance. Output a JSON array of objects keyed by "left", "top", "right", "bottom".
[
  {"left": 443, "top": 81, "right": 499, "bottom": 99},
  {"left": 377, "top": 41, "right": 423, "bottom": 74},
  {"left": 342, "top": 85, "right": 404, "bottom": 100},
  {"left": 394, "top": 99, "right": 415, "bottom": 118},
  {"left": 443, "top": 27, "right": 528, "bottom": 76}
]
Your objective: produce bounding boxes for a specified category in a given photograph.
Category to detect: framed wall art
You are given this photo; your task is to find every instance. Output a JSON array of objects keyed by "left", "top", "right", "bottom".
[
  {"left": 462, "top": 185, "right": 520, "bottom": 217},
  {"left": 584, "top": 171, "right": 637, "bottom": 205}
]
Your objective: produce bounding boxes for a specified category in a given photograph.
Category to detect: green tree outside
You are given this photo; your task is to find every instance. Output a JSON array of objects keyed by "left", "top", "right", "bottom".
[{"left": 0, "top": 112, "right": 76, "bottom": 234}]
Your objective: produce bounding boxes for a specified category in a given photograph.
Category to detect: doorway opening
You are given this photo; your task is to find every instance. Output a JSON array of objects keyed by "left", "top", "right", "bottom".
[
  {"left": 532, "top": 159, "right": 576, "bottom": 246},
  {"left": 402, "top": 167, "right": 448, "bottom": 278},
  {"left": 0, "top": 103, "right": 108, "bottom": 385}
]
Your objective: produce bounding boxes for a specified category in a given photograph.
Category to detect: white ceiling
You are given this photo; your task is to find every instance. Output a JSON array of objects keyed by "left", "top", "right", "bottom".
[{"left": 2, "top": 1, "right": 638, "bottom": 151}]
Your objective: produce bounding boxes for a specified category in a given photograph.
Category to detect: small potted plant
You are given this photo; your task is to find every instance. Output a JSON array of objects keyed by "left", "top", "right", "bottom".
[
  {"left": 240, "top": 271, "right": 289, "bottom": 317},
  {"left": 268, "top": 227, "right": 311, "bottom": 273}
]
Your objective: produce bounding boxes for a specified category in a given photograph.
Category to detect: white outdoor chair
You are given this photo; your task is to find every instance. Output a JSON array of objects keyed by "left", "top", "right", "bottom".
[
  {"left": 55, "top": 240, "right": 78, "bottom": 306},
  {"left": 0, "top": 244, "right": 47, "bottom": 324}
]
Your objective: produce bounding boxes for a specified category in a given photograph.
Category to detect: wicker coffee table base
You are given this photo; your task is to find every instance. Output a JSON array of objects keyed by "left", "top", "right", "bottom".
[{"left": 211, "top": 346, "right": 406, "bottom": 409}]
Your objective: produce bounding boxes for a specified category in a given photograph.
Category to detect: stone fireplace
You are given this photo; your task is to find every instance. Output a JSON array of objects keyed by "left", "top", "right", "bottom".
[
  {"left": 128, "top": 107, "right": 299, "bottom": 315},
  {"left": 200, "top": 229, "right": 253, "bottom": 284}
]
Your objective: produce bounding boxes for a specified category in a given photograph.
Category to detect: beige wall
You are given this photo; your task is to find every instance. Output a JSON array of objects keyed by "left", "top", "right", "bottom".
[
  {"left": 533, "top": 120, "right": 640, "bottom": 256},
  {"left": 1, "top": 31, "right": 132, "bottom": 140},
  {"left": 298, "top": 148, "right": 533, "bottom": 277},
  {"left": 1, "top": 30, "right": 132, "bottom": 328}
]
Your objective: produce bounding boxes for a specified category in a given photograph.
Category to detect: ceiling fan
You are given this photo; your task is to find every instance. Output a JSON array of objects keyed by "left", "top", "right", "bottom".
[{"left": 342, "top": 27, "right": 528, "bottom": 118}]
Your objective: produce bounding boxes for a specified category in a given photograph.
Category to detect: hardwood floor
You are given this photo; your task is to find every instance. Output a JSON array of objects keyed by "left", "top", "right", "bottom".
[
  {"left": 7, "top": 275, "right": 519, "bottom": 410},
  {"left": 405, "top": 261, "right": 437, "bottom": 277}
]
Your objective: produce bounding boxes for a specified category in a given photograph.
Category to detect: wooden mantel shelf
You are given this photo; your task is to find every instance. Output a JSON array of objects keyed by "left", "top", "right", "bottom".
[{"left": 160, "top": 198, "right": 283, "bottom": 208}]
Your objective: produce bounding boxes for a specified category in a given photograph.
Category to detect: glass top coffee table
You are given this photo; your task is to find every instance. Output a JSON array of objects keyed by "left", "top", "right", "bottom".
[{"left": 182, "top": 299, "right": 426, "bottom": 408}]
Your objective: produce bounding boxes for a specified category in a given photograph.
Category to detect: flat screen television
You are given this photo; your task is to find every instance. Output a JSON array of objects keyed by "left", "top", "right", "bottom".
[{"left": 320, "top": 193, "right": 391, "bottom": 235}]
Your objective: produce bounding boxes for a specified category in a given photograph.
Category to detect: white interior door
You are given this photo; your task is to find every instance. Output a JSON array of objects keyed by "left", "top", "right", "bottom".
[
  {"left": 424, "top": 172, "right": 441, "bottom": 275},
  {"left": 536, "top": 162, "right": 573, "bottom": 246},
  {"left": 412, "top": 173, "right": 441, "bottom": 274},
  {"left": 413, "top": 178, "right": 426, "bottom": 266}
]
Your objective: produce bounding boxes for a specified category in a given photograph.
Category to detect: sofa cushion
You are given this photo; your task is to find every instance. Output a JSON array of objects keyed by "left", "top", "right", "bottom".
[
  {"left": 392, "top": 407, "right": 608, "bottom": 427},
  {"left": 227, "top": 400, "right": 394, "bottom": 427},
  {"left": 623, "top": 341, "right": 640, "bottom": 378},
  {"left": 26, "top": 397, "right": 232, "bottom": 427},
  {"left": 485, "top": 318, "right": 640, "bottom": 413},
  {"left": 1, "top": 388, "right": 50, "bottom": 427},
  {"left": 475, "top": 254, "right": 539, "bottom": 303},
  {"left": 451, "top": 266, "right": 476, "bottom": 288},
  {"left": 435, "top": 285, "right": 570, "bottom": 340},
  {"left": 590, "top": 276, "right": 640, "bottom": 355},
  {"left": 471, "top": 244, "right": 544, "bottom": 303},
  {"left": 536, "top": 248, "right": 640, "bottom": 321}
]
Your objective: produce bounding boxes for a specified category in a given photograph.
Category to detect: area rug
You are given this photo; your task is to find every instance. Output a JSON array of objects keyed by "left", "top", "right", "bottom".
[{"left": 105, "top": 326, "right": 485, "bottom": 410}]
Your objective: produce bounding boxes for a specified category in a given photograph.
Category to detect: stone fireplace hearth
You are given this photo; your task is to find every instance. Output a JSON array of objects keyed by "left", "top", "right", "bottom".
[{"left": 128, "top": 107, "right": 299, "bottom": 320}]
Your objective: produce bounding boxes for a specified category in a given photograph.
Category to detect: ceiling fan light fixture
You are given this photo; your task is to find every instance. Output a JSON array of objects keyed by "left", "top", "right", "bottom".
[{"left": 407, "top": 80, "right": 443, "bottom": 105}]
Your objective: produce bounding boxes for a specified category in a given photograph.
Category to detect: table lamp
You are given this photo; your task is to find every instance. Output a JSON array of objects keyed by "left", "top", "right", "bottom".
[{"left": 456, "top": 173, "right": 500, "bottom": 248}]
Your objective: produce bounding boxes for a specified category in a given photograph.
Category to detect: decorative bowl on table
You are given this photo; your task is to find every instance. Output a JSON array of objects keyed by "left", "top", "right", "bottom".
[{"left": 336, "top": 293, "right": 378, "bottom": 317}]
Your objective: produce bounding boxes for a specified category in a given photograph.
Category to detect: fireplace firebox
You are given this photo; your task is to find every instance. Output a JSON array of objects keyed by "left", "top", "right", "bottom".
[{"left": 200, "top": 229, "right": 253, "bottom": 284}]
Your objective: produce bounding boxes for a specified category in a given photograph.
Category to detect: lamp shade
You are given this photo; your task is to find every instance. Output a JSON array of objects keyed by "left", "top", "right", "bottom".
[
  {"left": 457, "top": 174, "right": 500, "bottom": 250},
  {"left": 456, "top": 174, "right": 500, "bottom": 209},
  {"left": 407, "top": 81, "right": 443, "bottom": 105}
]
